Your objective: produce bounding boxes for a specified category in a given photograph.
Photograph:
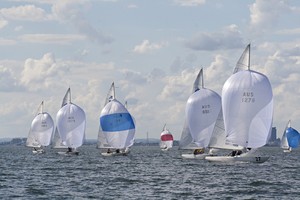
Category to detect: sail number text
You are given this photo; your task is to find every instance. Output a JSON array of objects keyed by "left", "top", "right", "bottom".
[
  {"left": 202, "top": 104, "right": 210, "bottom": 114},
  {"left": 241, "top": 92, "right": 255, "bottom": 103},
  {"left": 68, "top": 116, "right": 76, "bottom": 123}
]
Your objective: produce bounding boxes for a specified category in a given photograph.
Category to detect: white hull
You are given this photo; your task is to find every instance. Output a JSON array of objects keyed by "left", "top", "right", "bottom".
[
  {"left": 101, "top": 152, "right": 129, "bottom": 157},
  {"left": 32, "top": 149, "right": 45, "bottom": 154},
  {"left": 181, "top": 153, "right": 208, "bottom": 159},
  {"left": 161, "top": 148, "right": 171, "bottom": 151},
  {"left": 205, "top": 155, "right": 269, "bottom": 163}
]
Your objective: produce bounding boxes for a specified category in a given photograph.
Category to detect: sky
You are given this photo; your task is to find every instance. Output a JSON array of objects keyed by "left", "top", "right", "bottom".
[{"left": 1, "top": 0, "right": 300, "bottom": 140}]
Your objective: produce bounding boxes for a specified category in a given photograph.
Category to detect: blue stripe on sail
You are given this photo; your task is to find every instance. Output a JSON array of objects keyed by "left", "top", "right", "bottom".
[
  {"left": 100, "top": 113, "right": 135, "bottom": 132},
  {"left": 287, "top": 127, "right": 300, "bottom": 148}
]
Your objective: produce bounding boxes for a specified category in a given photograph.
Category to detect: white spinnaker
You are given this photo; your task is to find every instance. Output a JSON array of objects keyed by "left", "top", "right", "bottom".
[
  {"left": 100, "top": 99, "right": 135, "bottom": 149},
  {"left": 222, "top": 70, "right": 273, "bottom": 148},
  {"left": 208, "top": 110, "right": 243, "bottom": 150},
  {"left": 185, "top": 88, "right": 221, "bottom": 147},
  {"left": 26, "top": 113, "right": 54, "bottom": 147},
  {"left": 56, "top": 103, "right": 86, "bottom": 148},
  {"left": 26, "top": 101, "right": 54, "bottom": 148}
]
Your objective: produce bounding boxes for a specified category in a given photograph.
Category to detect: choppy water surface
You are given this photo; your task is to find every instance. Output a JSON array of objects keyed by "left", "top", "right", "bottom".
[{"left": 0, "top": 145, "right": 299, "bottom": 199}]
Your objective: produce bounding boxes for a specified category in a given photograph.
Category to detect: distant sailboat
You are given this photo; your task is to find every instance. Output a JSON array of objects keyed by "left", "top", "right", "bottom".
[
  {"left": 160, "top": 124, "right": 174, "bottom": 151},
  {"left": 206, "top": 44, "right": 273, "bottom": 163},
  {"left": 56, "top": 88, "right": 86, "bottom": 155},
  {"left": 99, "top": 82, "right": 135, "bottom": 156},
  {"left": 181, "top": 68, "right": 222, "bottom": 159},
  {"left": 26, "top": 101, "right": 54, "bottom": 154},
  {"left": 281, "top": 120, "right": 300, "bottom": 152}
]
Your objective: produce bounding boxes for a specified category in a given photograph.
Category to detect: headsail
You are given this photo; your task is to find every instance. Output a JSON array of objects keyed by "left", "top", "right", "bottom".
[
  {"left": 185, "top": 68, "right": 221, "bottom": 148},
  {"left": 100, "top": 99, "right": 135, "bottom": 149},
  {"left": 222, "top": 44, "right": 273, "bottom": 148},
  {"left": 26, "top": 101, "right": 54, "bottom": 148},
  {"left": 160, "top": 124, "right": 174, "bottom": 149},
  {"left": 282, "top": 120, "right": 300, "bottom": 149}
]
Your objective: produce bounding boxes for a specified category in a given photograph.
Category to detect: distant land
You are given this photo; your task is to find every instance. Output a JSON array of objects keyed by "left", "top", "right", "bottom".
[{"left": 0, "top": 138, "right": 179, "bottom": 146}]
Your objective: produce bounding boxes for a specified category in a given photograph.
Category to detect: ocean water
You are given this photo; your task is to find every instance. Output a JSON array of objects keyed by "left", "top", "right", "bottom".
[{"left": 0, "top": 145, "right": 299, "bottom": 199}]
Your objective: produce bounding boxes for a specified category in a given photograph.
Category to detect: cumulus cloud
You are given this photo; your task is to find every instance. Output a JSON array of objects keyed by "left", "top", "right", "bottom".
[
  {"left": 20, "top": 53, "right": 69, "bottom": 91},
  {"left": 0, "top": 66, "right": 22, "bottom": 92},
  {"left": 249, "top": 0, "right": 290, "bottom": 33},
  {"left": 185, "top": 24, "right": 244, "bottom": 51},
  {"left": 133, "top": 40, "right": 167, "bottom": 54},
  {"left": 158, "top": 68, "right": 200, "bottom": 101},
  {"left": 0, "top": 5, "right": 51, "bottom": 21},
  {"left": 174, "top": 0, "right": 206, "bottom": 7}
]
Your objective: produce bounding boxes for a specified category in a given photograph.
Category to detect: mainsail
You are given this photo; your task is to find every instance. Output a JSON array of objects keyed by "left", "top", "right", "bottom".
[
  {"left": 26, "top": 101, "right": 54, "bottom": 148},
  {"left": 222, "top": 44, "right": 273, "bottom": 148},
  {"left": 56, "top": 88, "right": 86, "bottom": 148}
]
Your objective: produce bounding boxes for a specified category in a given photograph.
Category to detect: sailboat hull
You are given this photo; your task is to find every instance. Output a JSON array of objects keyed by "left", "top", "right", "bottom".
[
  {"left": 57, "top": 151, "right": 79, "bottom": 156},
  {"left": 32, "top": 149, "right": 45, "bottom": 154},
  {"left": 205, "top": 155, "right": 269, "bottom": 163},
  {"left": 181, "top": 153, "right": 208, "bottom": 159}
]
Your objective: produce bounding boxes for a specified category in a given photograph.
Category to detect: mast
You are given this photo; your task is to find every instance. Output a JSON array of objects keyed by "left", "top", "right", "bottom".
[{"left": 248, "top": 43, "right": 251, "bottom": 70}]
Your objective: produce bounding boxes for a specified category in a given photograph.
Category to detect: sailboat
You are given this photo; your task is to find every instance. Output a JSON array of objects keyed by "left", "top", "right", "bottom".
[
  {"left": 160, "top": 124, "right": 174, "bottom": 151},
  {"left": 99, "top": 82, "right": 135, "bottom": 156},
  {"left": 205, "top": 44, "right": 273, "bottom": 163},
  {"left": 52, "top": 88, "right": 70, "bottom": 150},
  {"left": 179, "top": 69, "right": 203, "bottom": 151},
  {"left": 181, "top": 68, "right": 222, "bottom": 159},
  {"left": 56, "top": 88, "right": 86, "bottom": 155},
  {"left": 26, "top": 101, "right": 54, "bottom": 154},
  {"left": 281, "top": 120, "right": 300, "bottom": 152},
  {"left": 97, "top": 82, "right": 116, "bottom": 155}
]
